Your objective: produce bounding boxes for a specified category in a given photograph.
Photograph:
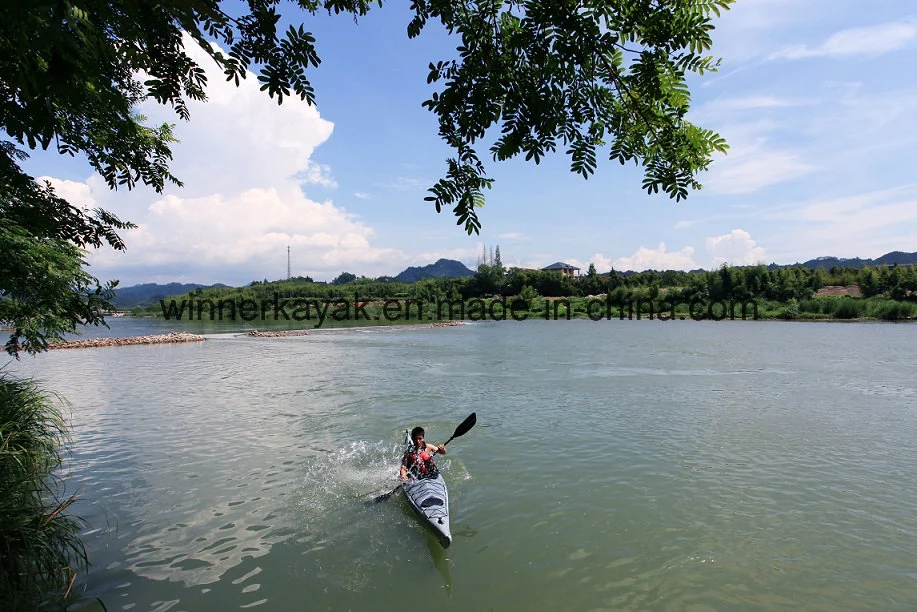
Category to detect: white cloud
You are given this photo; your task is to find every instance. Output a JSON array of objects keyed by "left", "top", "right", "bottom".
[
  {"left": 353, "top": 192, "right": 370, "bottom": 199},
  {"left": 383, "top": 177, "right": 427, "bottom": 191},
  {"left": 39, "top": 176, "right": 96, "bottom": 208},
  {"left": 745, "top": 185, "right": 917, "bottom": 264},
  {"left": 565, "top": 254, "right": 616, "bottom": 274},
  {"left": 706, "top": 229, "right": 767, "bottom": 267},
  {"left": 587, "top": 254, "right": 615, "bottom": 273},
  {"left": 770, "top": 19, "right": 917, "bottom": 60},
  {"left": 705, "top": 139, "right": 816, "bottom": 194},
  {"left": 702, "top": 95, "right": 807, "bottom": 112},
  {"left": 796, "top": 185, "right": 917, "bottom": 224},
  {"left": 295, "top": 162, "right": 338, "bottom": 188},
  {"left": 706, "top": 0, "right": 821, "bottom": 63},
  {"left": 674, "top": 220, "right": 697, "bottom": 229},
  {"left": 613, "top": 243, "right": 698, "bottom": 271},
  {"left": 41, "top": 35, "right": 406, "bottom": 285}
]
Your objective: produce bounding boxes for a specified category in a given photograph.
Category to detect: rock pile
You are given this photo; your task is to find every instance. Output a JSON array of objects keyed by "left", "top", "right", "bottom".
[{"left": 49, "top": 332, "right": 206, "bottom": 350}]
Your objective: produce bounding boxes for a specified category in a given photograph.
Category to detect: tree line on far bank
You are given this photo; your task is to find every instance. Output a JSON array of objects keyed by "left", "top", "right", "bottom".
[{"left": 140, "top": 262, "right": 917, "bottom": 321}]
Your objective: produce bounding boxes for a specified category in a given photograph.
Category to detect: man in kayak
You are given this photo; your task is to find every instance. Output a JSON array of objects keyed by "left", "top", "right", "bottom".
[{"left": 400, "top": 426, "right": 446, "bottom": 481}]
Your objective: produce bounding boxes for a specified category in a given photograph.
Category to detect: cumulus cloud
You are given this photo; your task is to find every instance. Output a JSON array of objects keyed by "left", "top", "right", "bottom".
[
  {"left": 39, "top": 176, "right": 97, "bottom": 209},
  {"left": 295, "top": 162, "right": 338, "bottom": 188},
  {"left": 45, "top": 35, "right": 402, "bottom": 285},
  {"left": 613, "top": 243, "right": 698, "bottom": 272},
  {"left": 566, "top": 254, "right": 615, "bottom": 274},
  {"left": 706, "top": 229, "right": 767, "bottom": 267}
]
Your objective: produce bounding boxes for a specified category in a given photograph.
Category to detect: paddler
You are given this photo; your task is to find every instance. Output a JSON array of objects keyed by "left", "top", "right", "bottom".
[{"left": 400, "top": 426, "right": 446, "bottom": 481}]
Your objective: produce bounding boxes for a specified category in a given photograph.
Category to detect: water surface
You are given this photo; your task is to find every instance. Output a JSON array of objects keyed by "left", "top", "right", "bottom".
[{"left": 11, "top": 319, "right": 917, "bottom": 610}]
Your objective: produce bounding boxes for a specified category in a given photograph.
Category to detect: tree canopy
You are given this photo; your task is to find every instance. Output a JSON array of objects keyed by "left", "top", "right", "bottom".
[{"left": 1, "top": 0, "right": 732, "bottom": 355}]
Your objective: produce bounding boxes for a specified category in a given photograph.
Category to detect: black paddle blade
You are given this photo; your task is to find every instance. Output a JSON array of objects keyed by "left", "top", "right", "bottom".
[
  {"left": 371, "top": 484, "right": 402, "bottom": 504},
  {"left": 442, "top": 412, "right": 476, "bottom": 446},
  {"left": 453, "top": 412, "right": 476, "bottom": 438}
]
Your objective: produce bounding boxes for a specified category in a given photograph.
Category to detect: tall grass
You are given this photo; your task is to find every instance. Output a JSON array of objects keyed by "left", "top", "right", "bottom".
[
  {"left": 0, "top": 374, "right": 86, "bottom": 609},
  {"left": 866, "top": 299, "right": 917, "bottom": 321}
]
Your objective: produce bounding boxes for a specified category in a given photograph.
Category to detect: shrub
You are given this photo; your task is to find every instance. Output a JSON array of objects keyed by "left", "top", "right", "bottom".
[
  {"left": 832, "top": 297, "right": 863, "bottom": 319},
  {"left": 868, "top": 300, "right": 917, "bottom": 321}
]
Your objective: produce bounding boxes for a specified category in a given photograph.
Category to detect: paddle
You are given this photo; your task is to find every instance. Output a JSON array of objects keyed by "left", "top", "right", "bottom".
[{"left": 372, "top": 412, "right": 477, "bottom": 503}]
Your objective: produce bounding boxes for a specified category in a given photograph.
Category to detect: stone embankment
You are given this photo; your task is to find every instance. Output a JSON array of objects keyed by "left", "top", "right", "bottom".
[{"left": 49, "top": 332, "right": 206, "bottom": 350}]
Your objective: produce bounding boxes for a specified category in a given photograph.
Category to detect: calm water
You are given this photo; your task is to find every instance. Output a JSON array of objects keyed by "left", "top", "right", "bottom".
[{"left": 10, "top": 319, "right": 917, "bottom": 610}]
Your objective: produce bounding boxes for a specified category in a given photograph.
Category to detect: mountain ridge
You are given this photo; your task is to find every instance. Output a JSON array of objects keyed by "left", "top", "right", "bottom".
[
  {"left": 394, "top": 258, "right": 475, "bottom": 282},
  {"left": 111, "top": 282, "right": 226, "bottom": 309},
  {"left": 780, "top": 251, "right": 917, "bottom": 270}
]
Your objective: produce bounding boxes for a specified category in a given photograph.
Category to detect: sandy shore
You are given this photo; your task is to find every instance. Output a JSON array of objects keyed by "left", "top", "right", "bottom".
[{"left": 49, "top": 332, "right": 206, "bottom": 350}]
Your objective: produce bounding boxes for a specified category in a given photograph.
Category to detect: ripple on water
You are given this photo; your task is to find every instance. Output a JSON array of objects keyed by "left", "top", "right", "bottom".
[{"left": 13, "top": 320, "right": 917, "bottom": 610}]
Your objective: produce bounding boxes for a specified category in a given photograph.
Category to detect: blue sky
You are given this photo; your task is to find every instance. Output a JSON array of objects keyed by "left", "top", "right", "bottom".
[{"left": 21, "top": 0, "right": 917, "bottom": 286}]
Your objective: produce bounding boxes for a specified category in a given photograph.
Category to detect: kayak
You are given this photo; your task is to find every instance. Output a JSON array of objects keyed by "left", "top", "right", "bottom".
[
  {"left": 401, "top": 431, "right": 452, "bottom": 547},
  {"left": 403, "top": 472, "right": 451, "bottom": 548}
]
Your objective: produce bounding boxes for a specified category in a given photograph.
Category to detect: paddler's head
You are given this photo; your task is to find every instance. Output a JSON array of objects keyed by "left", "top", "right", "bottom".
[{"left": 410, "top": 426, "right": 425, "bottom": 448}]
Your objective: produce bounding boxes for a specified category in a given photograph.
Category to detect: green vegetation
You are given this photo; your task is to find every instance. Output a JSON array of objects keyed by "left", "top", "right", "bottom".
[
  {"left": 0, "top": 375, "right": 86, "bottom": 610},
  {"left": 0, "top": 161, "right": 131, "bottom": 357},
  {"left": 138, "top": 262, "right": 917, "bottom": 324}
]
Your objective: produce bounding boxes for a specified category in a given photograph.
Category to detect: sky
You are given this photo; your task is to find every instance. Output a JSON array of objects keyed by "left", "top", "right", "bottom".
[{"left": 19, "top": 0, "right": 917, "bottom": 286}]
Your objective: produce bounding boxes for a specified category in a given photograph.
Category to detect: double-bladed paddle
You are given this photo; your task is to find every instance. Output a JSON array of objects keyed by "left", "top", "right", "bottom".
[{"left": 372, "top": 412, "right": 476, "bottom": 503}]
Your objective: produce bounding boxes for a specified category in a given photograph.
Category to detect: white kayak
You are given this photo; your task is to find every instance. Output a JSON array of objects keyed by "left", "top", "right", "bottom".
[{"left": 402, "top": 472, "right": 452, "bottom": 547}]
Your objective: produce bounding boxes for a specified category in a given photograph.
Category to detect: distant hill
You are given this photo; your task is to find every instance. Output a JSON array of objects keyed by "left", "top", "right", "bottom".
[
  {"left": 111, "top": 282, "right": 226, "bottom": 309},
  {"left": 612, "top": 251, "right": 916, "bottom": 274},
  {"left": 395, "top": 259, "right": 475, "bottom": 282},
  {"left": 787, "top": 251, "right": 917, "bottom": 270},
  {"left": 872, "top": 251, "right": 917, "bottom": 266}
]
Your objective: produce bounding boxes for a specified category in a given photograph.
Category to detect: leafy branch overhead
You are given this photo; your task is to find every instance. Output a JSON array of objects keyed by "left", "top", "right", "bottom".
[
  {"left": 415, "top": 0, "right": 732, "bottom": 232},
  {"left": 3, "top": 0, "right": 730, "bottom": 225}
]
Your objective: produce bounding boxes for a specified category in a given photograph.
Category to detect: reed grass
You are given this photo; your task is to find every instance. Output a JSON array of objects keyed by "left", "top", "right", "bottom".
[{"left": 0, "top": 374, "right": 86, "bottom": 609}]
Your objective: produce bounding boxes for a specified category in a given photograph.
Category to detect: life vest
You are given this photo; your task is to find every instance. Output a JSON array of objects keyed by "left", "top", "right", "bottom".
[{"left": 404, "top": 446, "right": 437, "bottom": 478}]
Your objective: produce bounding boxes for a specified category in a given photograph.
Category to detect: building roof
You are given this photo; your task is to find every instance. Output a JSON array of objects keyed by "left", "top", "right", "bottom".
[{"left": 541, "top": 262, "right": 580, "bottom": 271}]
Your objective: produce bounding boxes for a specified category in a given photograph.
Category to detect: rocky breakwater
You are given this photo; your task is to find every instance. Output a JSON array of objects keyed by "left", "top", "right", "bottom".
[{"left": 49, "top": 332, "right": 206, "bottom": 350}]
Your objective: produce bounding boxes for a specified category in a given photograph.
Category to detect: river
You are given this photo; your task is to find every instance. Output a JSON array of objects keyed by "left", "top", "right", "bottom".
[{"left": 9, "top": 318, "right": 917, "bottom": 610}]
